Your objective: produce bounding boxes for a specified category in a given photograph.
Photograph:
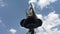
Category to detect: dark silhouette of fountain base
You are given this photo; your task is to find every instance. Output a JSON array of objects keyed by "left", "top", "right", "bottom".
[{"left": 20, "top": 18, "right": 42, "bottom": 34}]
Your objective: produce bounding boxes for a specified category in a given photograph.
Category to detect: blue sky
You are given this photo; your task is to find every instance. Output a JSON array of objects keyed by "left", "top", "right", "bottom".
[
  {"left": 0, "top": 0, "right": 60, "bottom": 34},
  {"left": 0, "top": 0, "right": 29, "bottom": 34}
]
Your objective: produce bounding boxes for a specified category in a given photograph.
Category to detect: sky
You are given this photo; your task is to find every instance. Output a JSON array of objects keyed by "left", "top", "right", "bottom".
[{"left": 0, "top": 0, "right": 60, "bottom": 34}]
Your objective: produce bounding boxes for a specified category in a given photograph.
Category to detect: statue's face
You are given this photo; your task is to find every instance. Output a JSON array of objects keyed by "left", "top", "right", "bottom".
[{"left": 28, "top": 9, "right": 33, "bottom": 16}]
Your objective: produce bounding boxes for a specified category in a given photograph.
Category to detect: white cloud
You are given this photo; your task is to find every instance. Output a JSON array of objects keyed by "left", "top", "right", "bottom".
[
  {"left": 29, "top": 0, "right": 57, "bottom": 9},
  {"left": 29, "top": 0, "right": 37, "bottom": 4},
  {"left": 36, "top": 14, "right": 43, "bottom": 20},
  {"left": 0, "top": 0, "right": 7, "bottom": 7},
  {"left": 37, "top": 0, "right": 57, "bottom": 9},
  {"left": 9, "top": 28, "right": 17, "bottom": 34},
  {"left": 36, "top": 11, "right": 60, "bottom": 34}
]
